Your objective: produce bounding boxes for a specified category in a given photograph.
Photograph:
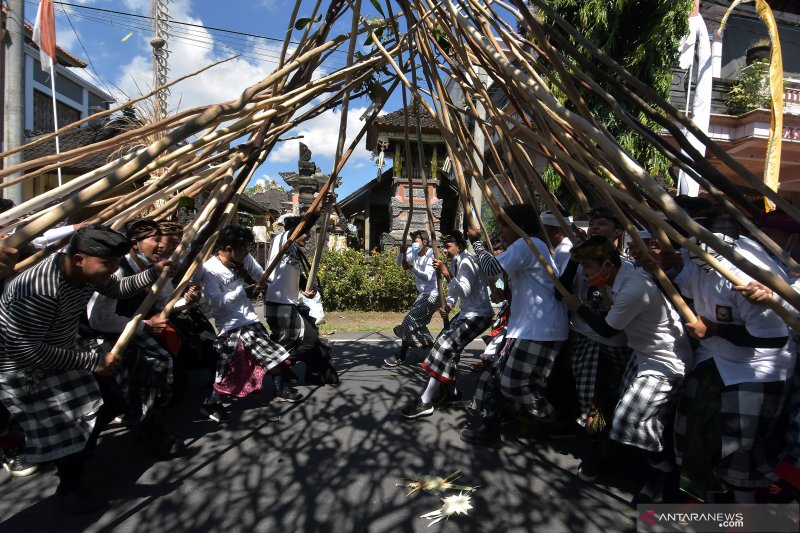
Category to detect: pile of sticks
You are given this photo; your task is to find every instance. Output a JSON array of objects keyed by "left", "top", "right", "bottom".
[{"left": 2, "top": 0, "right": 799, "bottom": 352}]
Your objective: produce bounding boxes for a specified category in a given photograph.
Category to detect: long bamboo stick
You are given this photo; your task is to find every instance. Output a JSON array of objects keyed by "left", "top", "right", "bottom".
[
  {"left": 110, "top": 154, "right": 250, "bottom": 355},
  {"left": 305, "top": 0, "right": 363, "bottom": 293},
  {"left": 369, "top": 10, "right": 568, "bottom": 297}
]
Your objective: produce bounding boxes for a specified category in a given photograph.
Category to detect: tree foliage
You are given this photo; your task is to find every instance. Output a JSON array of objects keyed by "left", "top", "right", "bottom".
[
  {"left": 726, "top": 59, "right": 774, "bottom": 115},
  {"left": 317, "top": 248, "right": 418, "bottom": 311},
  {"left": 537, "top": 0, "right": 694, "bottom": 186}
]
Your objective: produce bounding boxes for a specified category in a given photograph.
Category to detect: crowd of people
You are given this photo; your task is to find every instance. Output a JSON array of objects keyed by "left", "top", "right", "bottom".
[
  {"left": 0, "top": 198, "right": 338, "bottom": 513},
  {"left": 1, "top": 194, "right": 799, "bottom": 513},
  {"left": 390, "top": 201, "right": 800, "bottom": 507}
]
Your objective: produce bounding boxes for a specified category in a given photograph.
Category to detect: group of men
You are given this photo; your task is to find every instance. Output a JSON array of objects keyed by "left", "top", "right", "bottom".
[
  {"left": 0, "top": 199, "right": 337, "bottom": 513},
  {"left": 1, "top": 194, "right": 799, "bottom": 511},
  {"left": 389, "top": 202, "right": 800, "bottom": 505}
]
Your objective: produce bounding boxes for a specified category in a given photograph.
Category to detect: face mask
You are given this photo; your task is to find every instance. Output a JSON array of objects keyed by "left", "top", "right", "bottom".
[
  {"left": 586, "top": 264, "right": 611, "bottom": 287},
  {"left": 137, "top": 252, "right": 153, "bottom": 266},
  {"left": 411, "top": 242, "right": 421, "bottom": 253}
]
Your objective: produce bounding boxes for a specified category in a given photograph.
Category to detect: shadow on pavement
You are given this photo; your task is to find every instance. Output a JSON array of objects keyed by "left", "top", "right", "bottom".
[{"left": 0, "top": 333, "right": 640, "bottom": 532}]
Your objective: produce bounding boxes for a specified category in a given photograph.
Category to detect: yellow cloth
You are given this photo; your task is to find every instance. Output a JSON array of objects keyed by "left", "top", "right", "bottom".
[{"left": 718, "top": 0, "right": 784, "bottom": 212}]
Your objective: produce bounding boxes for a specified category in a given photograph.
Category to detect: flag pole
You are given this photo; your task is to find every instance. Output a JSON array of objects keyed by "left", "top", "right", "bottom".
[
  {"left": 49, "top": 70, "right": 62, "bottom": 187},
  {"left": 34, "top": 0, "right": 62, "bottom": 187}
]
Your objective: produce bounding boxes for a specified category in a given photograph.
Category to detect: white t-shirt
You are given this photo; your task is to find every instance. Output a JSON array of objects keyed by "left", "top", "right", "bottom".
[
  {"left": 605, "top": 261, "right": 691, "bottom": 378},
  {"left": 201, "top": 254, "right": 264, "bottom": 335},
  {"left": 497, "top": 237, "right": 569, "bottom": 341},
  {"left": 736, "top": 235, "right": 791, "bottom": 282},
  {"left": 32, "top": 224, "right": 75, "bottom": 250},
  {"left": 446, "top": 251, "right": 493, "bottom": 318},
  {"left": 553, "top": 237, "right": 573, "bottom": 275},
  {"left": 265, "top": 231, "right": 302, "bottom": 305},
  {"left": 396, "top": 248, "right": 438, "bottom": 296},
  {"left": 675, "top": 257, "right": 795, "bottom": 385}
]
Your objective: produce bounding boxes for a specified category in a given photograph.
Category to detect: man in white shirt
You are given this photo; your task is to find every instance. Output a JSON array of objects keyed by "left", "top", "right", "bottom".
[
  {"left": 566, "top": 237, "right": 691, "bottom": 503},
  {"left": 461, "top": 204, "right": 570, "bottom": 447},
  {"left": 400, "top": 231, "right": 494, "bottom": 419},
  {"left": 556, "top": 207, "right": 631, "bottom": 465},
  {"left": 80, "top": 219, "right": 186, "bottom": 458},
  {"left": 540, "top": 209, "right": 573, "bottom": 274},
  {"left": 671, "top": 215, "right": 794, "bottom": 503},
  {"left": 385, "top": 230, "right": 440, "bottom": 367},
  {"left": 201, "top": 225, "right": 302, "bottom": 420},
  {"left": 156, "top": 221, "right": 219, "bottom": 411},
  {"left": 733, "top": 275, "right": 800, "bottom": 501},
  {"left": 264, "top": 214, "right": 338, "bottom": 386}
]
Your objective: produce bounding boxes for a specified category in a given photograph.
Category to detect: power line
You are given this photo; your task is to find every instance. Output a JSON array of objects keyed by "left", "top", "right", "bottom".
[
  {"left": 55, "top": 2, "right": 116, "bottom": 97},
  {"left": 61, "top": 10, "right": 325, "bottom": 68},
  {"left": 48, "top": 0, "right": 347, "bottom": 53},
  {"left": 37, "top": 3, "right": 347, "bottom": 70},
  {"left": 64, "top": 10, "right": 289, "bottom": 62}
]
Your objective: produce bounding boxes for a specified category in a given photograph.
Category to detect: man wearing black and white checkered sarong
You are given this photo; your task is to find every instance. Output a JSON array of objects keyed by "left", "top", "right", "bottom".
[
  {"left": 555, "top": 208, "right": 631, "bottom": 437},
  {"left": 672, "top": 215, "right": 794, "bottom": 504},
  {"left": 0, "top": 225, "right": 165, "bottom": 512},
  {"left": 384, "top": 230, "right": 440, "bottom": 367},
  {"left": 200, "top": 226, "right": 301, "bottom": 420},
  {"left": 564, "top": 237, "right": 691, "bottom": 504},
  {"left": 264, "top": 214, "right": 338, "bottom": 386},
  {"left": 400, "top": 232, "right": 493, "bottom": 419},
  {"left": 459, "top": 204, "right": 570, "bottom": 447},
  {"left": 80, "top": 219, "right": 184, "bottom": 458}
]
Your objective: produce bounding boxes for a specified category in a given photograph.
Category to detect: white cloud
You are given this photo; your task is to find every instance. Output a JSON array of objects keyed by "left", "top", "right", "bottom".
[
  {"left": 55, "top": 24, "right": 78, "bottom": 52},
  {"left": 113, "top": 0, "right": 283, "bottom": 113},
  {"left": 267, "top": 104, "right": 374, "bottom": 167},
  {"left": 109, "top": 0, "right": 376, "bottom": 175},
  {"left": 121, "top": 0, "right": 150, "bottom": 12},
  {"left": 257, "top": 0, "right": 281, "bottom": 11}
]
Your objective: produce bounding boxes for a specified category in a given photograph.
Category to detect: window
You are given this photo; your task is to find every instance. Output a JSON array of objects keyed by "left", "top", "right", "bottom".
[{"left": 33, "top": 90, "right": 81, "bottom": 132}]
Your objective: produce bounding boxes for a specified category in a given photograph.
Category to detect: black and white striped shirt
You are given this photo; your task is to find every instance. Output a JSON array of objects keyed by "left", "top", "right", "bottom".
[{"left": 0, "top": 254, "right": 159, "bottom": 372}]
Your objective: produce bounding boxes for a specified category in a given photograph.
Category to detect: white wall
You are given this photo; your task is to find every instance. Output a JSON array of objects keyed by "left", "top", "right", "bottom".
[{"left": 23, "top": 45, "right": 113, "bottom": 131}]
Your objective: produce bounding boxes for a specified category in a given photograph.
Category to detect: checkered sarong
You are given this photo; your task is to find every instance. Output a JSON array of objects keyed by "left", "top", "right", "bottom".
[
  {"left": 497, "top": 338, "right": 562, "bottom": 420},
  {"left": 421, "top": 314, "right": 492, "bottom": 384},
  {"left": 77, "top": 331, "right": 173, "bottom": 423},
  {"left": 768, "top": 371, "right": 800, "bottom": 487},
  {"left": 395, "top": 292, "right": 439, "bottom": 348},
  {"left": 472, "top": 365, "right": 498, "bottom": 413},
  {"left": 263, "top": 302, "right": 305, "bottom": 352},
  {"left": 608, "top": 355, "right": 680, "bottom": 453},
  {"left": 570, "top": 332, "right": 632, "bottom": 427},
  {"left": 0, "top": 368, "right": 102, "bottom": 462},
  {"left": 213, "top": 322, "right": 290, "bottom": 381},
  {"left": 675, "top": 359, "right": 789, "bottom": 494}
]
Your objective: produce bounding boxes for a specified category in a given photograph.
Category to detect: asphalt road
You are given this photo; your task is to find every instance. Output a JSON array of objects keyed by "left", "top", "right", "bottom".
[{"left": 0, "top": 333, "right": 642, "bottom": 532}]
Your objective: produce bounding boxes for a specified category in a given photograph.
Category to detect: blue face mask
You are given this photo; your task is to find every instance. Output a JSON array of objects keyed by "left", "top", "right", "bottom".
[
  {"left": 411, "top": 242, "right": 421, "bottom": 253},
  {"left": 137, "top": 252, "right": 153, "bottom": 266}
]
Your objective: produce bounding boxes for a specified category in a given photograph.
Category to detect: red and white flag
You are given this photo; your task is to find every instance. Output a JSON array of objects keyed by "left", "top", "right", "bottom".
[{"left": 32, "top": 0, "right": 57, "bottom": 75}]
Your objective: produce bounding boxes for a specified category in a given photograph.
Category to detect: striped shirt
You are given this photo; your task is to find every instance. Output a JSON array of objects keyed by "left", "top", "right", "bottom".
[{"left": 0, "top": 254, "right": 159, "bottom": 372}]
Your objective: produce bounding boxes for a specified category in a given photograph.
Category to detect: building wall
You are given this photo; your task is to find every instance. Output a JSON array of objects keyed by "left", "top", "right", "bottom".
[{"left": 23, "top": 45, "right": 112, "bottom": 133}]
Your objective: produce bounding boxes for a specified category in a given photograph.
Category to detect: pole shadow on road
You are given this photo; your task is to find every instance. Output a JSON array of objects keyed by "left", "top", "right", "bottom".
[{"left": 0, "top": 333, "right": 642, "bottom": 532}]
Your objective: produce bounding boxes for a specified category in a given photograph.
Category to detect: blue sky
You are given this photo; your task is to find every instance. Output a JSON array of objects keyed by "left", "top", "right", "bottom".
[{"left": 37, "top": 0, "right": 399, "bottom": 199}]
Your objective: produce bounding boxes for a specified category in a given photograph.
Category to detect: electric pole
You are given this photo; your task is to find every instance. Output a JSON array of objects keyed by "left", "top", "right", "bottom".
[
  {"left": 151, "top": 0, "right": 170, "bottom": 125},
  {"left": 3, "top": 0, "right": 26, "bottom": 203}
]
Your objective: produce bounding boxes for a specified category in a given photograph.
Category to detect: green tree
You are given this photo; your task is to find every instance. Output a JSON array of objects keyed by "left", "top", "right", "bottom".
[{"left": 536, "top": 0, "right": 694, "bottom": 186}]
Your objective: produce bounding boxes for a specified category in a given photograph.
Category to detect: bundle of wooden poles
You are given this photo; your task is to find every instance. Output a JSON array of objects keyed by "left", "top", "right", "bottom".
[{"left": 1, "top": 0, "right": 799, "bottom": 360}]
